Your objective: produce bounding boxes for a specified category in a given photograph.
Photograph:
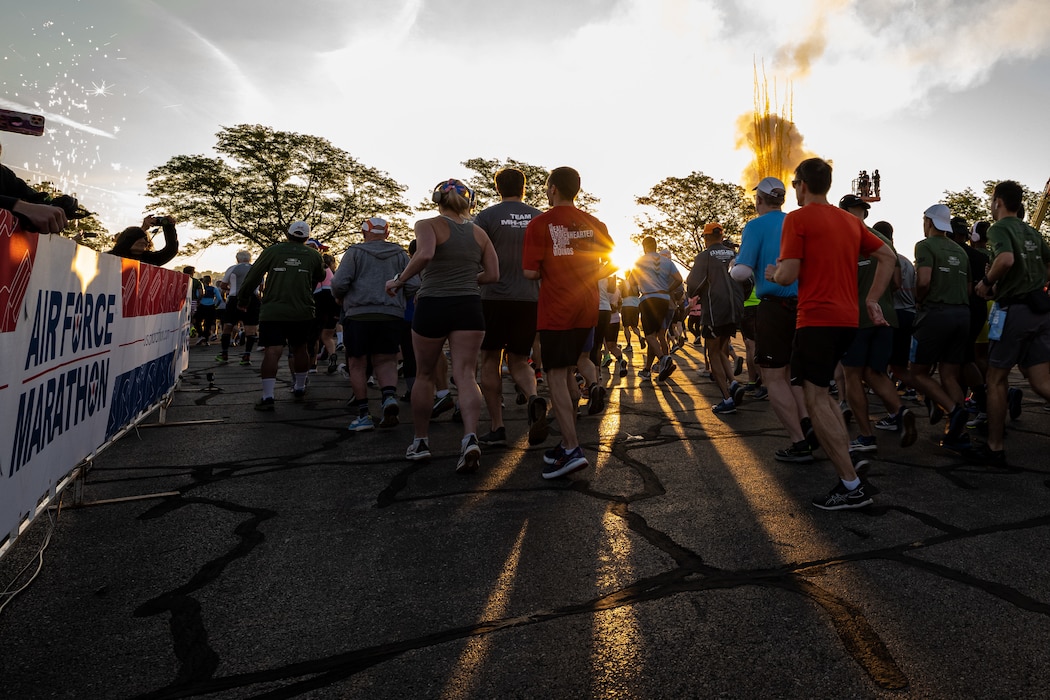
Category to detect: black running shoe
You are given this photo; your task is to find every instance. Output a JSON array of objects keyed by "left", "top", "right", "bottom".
[
  {"left": 527, "top": 396, "right": 549, "bottom": 445},
  {"left": 1008, "top": 387, "right": 1023, "bottom": 421},
  {"left": 812, "top": 481, "right": 873, "bottom": 510},
  {"left": 775, "top": 441, "right": 814, "bottom": 463},
  {"left": 479, "top": 426, "right": 508, "bottom": 447},
  {"left": 587, "top": 383, "right": 607, "bottom": 415}
]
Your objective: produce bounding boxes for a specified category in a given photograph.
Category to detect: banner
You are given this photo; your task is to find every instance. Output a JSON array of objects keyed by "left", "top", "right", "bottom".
[{"left": 0, "top": 211, "right": 190, "bottom": 547}]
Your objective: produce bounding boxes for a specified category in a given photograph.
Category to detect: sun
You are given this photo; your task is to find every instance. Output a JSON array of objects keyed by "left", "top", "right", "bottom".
[{"left": 609, "top": 236, "right": 641, "bottom": 277}]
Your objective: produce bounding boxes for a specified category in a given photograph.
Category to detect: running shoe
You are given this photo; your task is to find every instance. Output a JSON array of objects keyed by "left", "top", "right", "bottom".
[
  {"left": 619, "top": 359, "right": 628, "bottom": 378},
  {"left": 379, "top": 396, "right": 400, "bottom": 428},
  {"left": 214, "top": 354, "right": 228, "bottom": 363},
  {"left": 733, "top": 356, "right": 744, "bottom": 376},
  {"left": 775, "top": 441, "right": 814, "bottom": 463},
  {"left": 731, "top": 380, "right": 746, "bottom": 406},
  {"left": 752, "top": 386, "right": 769, "bottom": 401},
  {"left": 528, "top": 396, "right": 549, "bottom": 445},
  {"left": 849, "top": 434, "right": 877, "bottom": 452},
  {"left": 347, "top": 414, "right": 375, "bottom": 432},
  {"left": 874, "top": 414, "right": 900, "bottom": 431},
  {"left": 1008, "top": 387, "right": 1023, "bottom": 421},
  {"left": 239, "top": 355, "right": 252, "bottom": 366},
  {"left": 712, "top": 398, "right": 737, "bottom": 414},
  {"left": 587, "top": 383, "right": 607, "bottom": 415},
  {"left": 657, "top": 356, "right": 676, "bottom": 381},
  {"left": 542, "top": 444, "right": 565, "bottom": 465},
  {"left": 405, "top": 438, "right": 431, "bottom": 461},
  {"left": 542, "top": 445, "right": 588, "bottom": 479},
  {"left": 479, "top": 426, "right": 508, "bottom": 446},
  {"left": 899, "top": 408, "right": 917, "bottom": 448},
  {"left": 840, "top": 400, "right": 853, "bottom": 425},
  {"left": 812, "top": 481, "right": 873, "bottom": 510},
  {"left": 639, "top": 369, "right": 652, "bottom": 382},
  {"left": 966, "top": 412, "right": 987, "bottom": 430},
  {"left": 431, "top": 392, "right": 454, "bottom": 418},
  {"left": 254, "top": 397, "right": 275, "bottom": 412},
  {"left": 292, "top": 387, "right": 307, "bottom": 401},
  {"left": 456, "top": 434, "right": 481, "bottom": 474},
  {"left": 327, "top": 353, "right": 339, "bottom": 375}
]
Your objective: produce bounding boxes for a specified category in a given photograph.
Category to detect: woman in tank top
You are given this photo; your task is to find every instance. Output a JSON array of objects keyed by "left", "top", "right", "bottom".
[{"left": 386, "top": 179, "right": 499, "bottom": 473}]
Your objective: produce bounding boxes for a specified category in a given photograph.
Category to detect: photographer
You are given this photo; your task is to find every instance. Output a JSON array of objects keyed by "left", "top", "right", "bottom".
[{"left": 107, "top": 215, "right": 179, "bottom": 266}]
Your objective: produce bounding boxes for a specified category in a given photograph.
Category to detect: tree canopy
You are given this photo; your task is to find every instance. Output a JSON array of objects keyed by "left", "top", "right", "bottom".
[
  {"left": 634, "top": 171, "right": 755, "bottom": 266},
  {"left": 144, "top": 124, "right": 413, "bottom": 254},
  {"left": 941, "top": 179, "right": 1050, "bottom": 242},
  {"left": 425, "top": 157, "right": 600, "bottom": 214}
]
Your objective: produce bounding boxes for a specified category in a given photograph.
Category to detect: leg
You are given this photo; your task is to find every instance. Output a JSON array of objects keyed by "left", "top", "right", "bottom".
[
  {"left": 447, "top": 329, "right": 485, "bottom": 438},
  {"left": 803, "top": 381, "right": 858, "bottom": 482},
  {"left": 764, "top": 366, "right": 805, "bottom": 443},
  {"left": 547, "top": 366, "right": 579, "bottom": 450},
  {"left": 480, "top": 349, "right": 505, "bottom": 430},
  {"left": 411, "top": 332, "right": 447, "bottom": 440}
]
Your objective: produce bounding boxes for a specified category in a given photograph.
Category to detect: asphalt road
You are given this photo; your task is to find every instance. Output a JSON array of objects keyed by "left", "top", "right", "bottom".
[{"left": 1, "top": 341, "right": 1048, "bottom": 699}]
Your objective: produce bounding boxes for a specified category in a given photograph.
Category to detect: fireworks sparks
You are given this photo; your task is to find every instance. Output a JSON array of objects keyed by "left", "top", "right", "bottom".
[
  {"left": 2, "top": 14, "right": 128, "bottom": 228},
  {"left": 88, "top": 80, "right": 112, "bottom": 97}
]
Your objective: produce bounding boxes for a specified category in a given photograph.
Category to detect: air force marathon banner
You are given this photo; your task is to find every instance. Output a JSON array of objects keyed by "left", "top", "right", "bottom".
[{"left": 0, "top": 210, "right": 190, "bottom": 546}]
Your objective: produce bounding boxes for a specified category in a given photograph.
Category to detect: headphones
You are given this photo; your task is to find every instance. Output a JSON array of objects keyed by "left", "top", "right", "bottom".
[{"left": 431, "top": 179, "right": 475, "bottom": 208}]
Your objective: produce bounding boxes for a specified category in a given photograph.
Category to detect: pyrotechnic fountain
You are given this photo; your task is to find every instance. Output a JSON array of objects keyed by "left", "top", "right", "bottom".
[{"left": 735, "top": 65, "right": 817, "bottom": 191}]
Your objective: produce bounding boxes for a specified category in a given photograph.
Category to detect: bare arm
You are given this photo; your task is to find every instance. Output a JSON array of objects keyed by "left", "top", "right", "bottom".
[
  {"left": 475, "top": 224, "right": 499, "bottom": 285},
  {"left": 864, "top": 243, "right": 896, "bottom": 326},
  {"left": 975, "top": 251, "right": 1014, "bottom": 300},
  {"left": 386, "top": 219, "right": 436, "bottom": 296},
  {"left": 769, "top": 258, "right": 800, "bottom": 286},
  {"left": 914, "top": 266, "right": 932, "bottom": 304}
]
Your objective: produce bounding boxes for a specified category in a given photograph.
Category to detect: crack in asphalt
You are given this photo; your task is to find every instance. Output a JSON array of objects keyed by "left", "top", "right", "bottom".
[{"left": 115, "top": 381, "right": 1048, "bottom": 698}]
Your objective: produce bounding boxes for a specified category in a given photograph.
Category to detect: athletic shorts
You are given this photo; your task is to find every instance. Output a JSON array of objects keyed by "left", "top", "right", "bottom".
[
  {"left": 702, "top": 323, "right": 737, "bottom": 340},
  {"left": 258, "top": 319, "right": 315, "bottom": 349},
  {"left": 841, "top": 326, "right": 893, "bottom": 371},
  {"left": 412, "top": 295, "right": 485, "bottom": 339},
  {"left": 620, "top": 306, "right": 640, "bottom": 328},
  {"left": 480, "top": 299, "right": 538, "bottom": 356},
  {"left": 791, "top": 326, "right": 855, "bottom": 387},
  {"left": 343, "top": 317, "right": 403, "bottom": 358},
  {"left": 890, "top": 308, "right": 914, "bottom": 368},
  {"left": 539, "top": 328, "right": 592, "bottom": 370},
  {"left": 223, "top": 294, "right": 261, "bottom": 326},
  {"left": 740, "top": 305, "right": 758, "bottom": 341},
  {"left": 911, "top": 304, "right": 969, "bottom": 366},
  {"left": 604, "top": 320, "right": 621, "bottom": 344},
  {"left": 988, "top": 302, "right": 1050, "bottom": 370},
  {"left": 312, "top": 289, "right": 340, "bottom": 331},
  {"left": 756, "top": 297, "right": 797, "bottom": 368},
  {"left": 639, "top": 297, "right": 669, "bottom": 336}
]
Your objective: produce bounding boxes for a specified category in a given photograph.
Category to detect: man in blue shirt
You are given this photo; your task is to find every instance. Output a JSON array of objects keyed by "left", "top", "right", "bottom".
[{"left": 732, "top": 177, "right": 816, "bottom": 462}]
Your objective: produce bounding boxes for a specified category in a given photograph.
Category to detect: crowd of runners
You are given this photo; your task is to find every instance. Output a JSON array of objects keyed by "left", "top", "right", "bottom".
[{"left": 215, "top": 159, "right": 1050, "bottom": 511}]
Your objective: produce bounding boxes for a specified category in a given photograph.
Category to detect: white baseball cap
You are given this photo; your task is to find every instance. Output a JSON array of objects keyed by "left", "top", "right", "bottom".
[
  {"left": 361, "top": 217, "right": 389, "bottom": 235},
  {"left": 288, "top": 220, "right": 310, "bottom": 239},
  {"left": 754, "top": 177, "right": 786, "bottom": 197},
  {"left": 923, "top": 204, "right": 952, "bottom": 233}
]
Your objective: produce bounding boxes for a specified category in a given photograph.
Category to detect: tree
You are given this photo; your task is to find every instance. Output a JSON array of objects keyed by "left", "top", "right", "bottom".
[
  {"left": 941, "top": 180, "right": 1050, "bottom": 242},
  {"left": 145, "top": 124, "right": 413, "bottom": 254},
  {"left": 634, "top": 172, "right": 755, "bottom": 266},
  {"left": 417, "top": 157, "right": 600, "bottom": 214}
]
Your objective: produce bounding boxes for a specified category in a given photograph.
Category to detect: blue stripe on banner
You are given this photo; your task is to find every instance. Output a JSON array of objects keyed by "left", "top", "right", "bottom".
[{"left": 105, "top": 351, "right": 176, "bottom": 441}]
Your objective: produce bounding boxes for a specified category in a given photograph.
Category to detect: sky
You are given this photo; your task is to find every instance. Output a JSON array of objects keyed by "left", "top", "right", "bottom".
[{"left": 3, "top": 0, "right": 1050, "bottom": 273}]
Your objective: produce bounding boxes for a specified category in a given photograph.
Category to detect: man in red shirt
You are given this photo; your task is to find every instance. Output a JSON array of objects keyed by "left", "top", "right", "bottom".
[
  {"left": 523, "top": 167, "right": 615, "bottom": 479},
  {"left": 768, "top": 157, "right": 896, "bottom": 510}
]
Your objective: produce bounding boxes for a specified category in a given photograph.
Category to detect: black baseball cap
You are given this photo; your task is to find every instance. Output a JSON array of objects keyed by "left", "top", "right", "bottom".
[{"left": 838, "top": 194, "right": 870, "bottom": 210}]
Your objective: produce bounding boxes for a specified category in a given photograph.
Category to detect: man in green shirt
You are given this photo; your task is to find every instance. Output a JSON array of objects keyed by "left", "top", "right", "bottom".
[
  {"left": 838, "top": 195, "right": 914, "bottom": 452},
  {"left": 911, "top": 204, "right": 972, "bottom": 447},
  {"left": 973, "top": 181, "right": 1050, "bottom": 464},
  {"left": 240, "top": 220, "right": 326, "bottom": 410}
]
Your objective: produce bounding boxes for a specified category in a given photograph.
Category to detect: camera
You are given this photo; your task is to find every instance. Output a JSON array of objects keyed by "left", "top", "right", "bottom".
[{"left": 151, "top": 215, "right": 172, "bottom": 227}]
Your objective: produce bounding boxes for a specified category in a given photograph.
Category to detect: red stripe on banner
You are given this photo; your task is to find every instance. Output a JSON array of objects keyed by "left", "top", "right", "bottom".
[
  {"left": 21, "top": 348, "right": 111, "bottom": 384},
  {"left": 120, "top": 259, "right": 190, "bottom": 317},
  {"left": 0, "top": 211, "right": 39, "bottom": 333}
]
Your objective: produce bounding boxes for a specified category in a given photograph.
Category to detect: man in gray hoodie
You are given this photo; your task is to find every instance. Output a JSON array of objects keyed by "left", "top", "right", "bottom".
[{"left": 332, "top": 217, "right": 419, "bottom": 431}]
